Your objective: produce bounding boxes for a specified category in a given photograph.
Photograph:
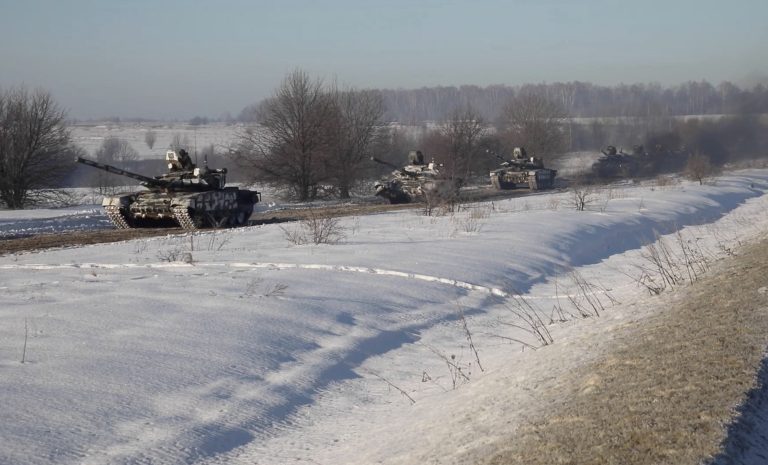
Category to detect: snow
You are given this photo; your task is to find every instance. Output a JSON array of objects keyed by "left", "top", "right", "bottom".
[
  {"left": 0, "top": 205, "right": 112, "bottom": 238},
  {"left": 2, "top": 171, "right": 768, "bottom": 464},
  {"left": 71, "top": 124, "right": 241, "bottom": 159}
]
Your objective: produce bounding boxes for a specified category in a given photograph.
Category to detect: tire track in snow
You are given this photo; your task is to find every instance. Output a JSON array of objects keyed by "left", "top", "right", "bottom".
[
  {"left": 0, "top": 261, "right": 509, "bottom": 297},
  {"left": 0, "top": 261, "right": 627, "bottom": 301}
]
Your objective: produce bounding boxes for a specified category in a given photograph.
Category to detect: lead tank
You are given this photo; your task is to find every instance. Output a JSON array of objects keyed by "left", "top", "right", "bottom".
[
  {"left": 489, "top": 147, "right": 557, "bottom": 190},
  {"left": 77, "top": 150, "right": 260, "bottom": 230},
  {"left": 372, "top": 150, "right": 461, "bottom": 204}
]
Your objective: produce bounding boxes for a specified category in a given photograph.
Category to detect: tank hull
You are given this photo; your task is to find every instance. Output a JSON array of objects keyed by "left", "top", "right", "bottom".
[
  {"left": 490, "top": 168, "right": 557, "bottom": 190},
  {"left": 102, "top": 187, "right": 259, "bottom": 230},
  {"left": 374, "top": 178, "right": 462, "bottom": 204},
  {"left": 374, "top": 160, "right": 461, "bottom": 204}
]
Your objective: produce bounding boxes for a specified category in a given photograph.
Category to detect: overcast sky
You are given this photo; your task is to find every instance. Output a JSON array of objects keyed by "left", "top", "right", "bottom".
[{"left": 1, "top": 0, "right": 766, "bottom": 120}]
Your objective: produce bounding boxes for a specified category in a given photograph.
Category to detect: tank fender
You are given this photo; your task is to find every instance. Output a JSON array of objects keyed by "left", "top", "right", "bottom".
[{"left": 102, "top": 195, "right": 133, "bottom": 208}]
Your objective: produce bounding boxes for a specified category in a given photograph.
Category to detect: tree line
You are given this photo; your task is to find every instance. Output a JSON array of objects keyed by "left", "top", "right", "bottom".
[
  {"left": 2, "top": 73, "right": 768, "bottom": 208},
  {"left": 377, "top": 81, "right": 768, "bottom": 122},
  {"left": 239, "top": 80, "right": 768, "bottom": 124}
]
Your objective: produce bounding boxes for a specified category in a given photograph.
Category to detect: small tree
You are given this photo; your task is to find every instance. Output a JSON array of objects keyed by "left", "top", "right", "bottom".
[
  {"left": 498, "top": 92, "right": 566, "bottom": 157},
  {"left": 92, "top": 137, "right": 139, "bottom": 194},
  {"left": 144, "top": 129, "right": 157, "bottom": 150},
  {"left": 438, "top": 105, "right": 488, "bottom": 179},
  {"left": 326, "top": 87, "right": 386, "bottom": 198},
  {"left": 170, "top": 133, "right": 191, "bottom": 152},
  {"left": 0, "top": 86, "right": 76, "bottom": 208},
  {"left": 200, "top": 143, "right": 216, "bottom": 161},
  {"left": 685, "top": 152, "right": 719, "bottom": 185}
]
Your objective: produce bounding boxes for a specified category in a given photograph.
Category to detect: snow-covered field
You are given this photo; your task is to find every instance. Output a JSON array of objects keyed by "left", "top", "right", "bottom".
[
  {"left": 2, "top": 171, "right": 768, "bottom": 464},
  {"left": 71, "top": 123, "right": 241, "bottom": 159}
]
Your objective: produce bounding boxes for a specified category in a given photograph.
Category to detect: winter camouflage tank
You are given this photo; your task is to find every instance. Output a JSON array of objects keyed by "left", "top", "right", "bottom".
[
  {"left": 489, "top": 147, "right": 557, "bottom": 190},
  {"left": 76, "top": 150, "right": 260, "bottom": 230},
  {"left": 372, "top": 150, "right": 462, "bottom": 204}
]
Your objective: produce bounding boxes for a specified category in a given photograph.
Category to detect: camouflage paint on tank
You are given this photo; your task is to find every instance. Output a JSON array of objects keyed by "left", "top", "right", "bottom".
[
  {"left": 372, "top": 151, "right": 462, "bottom": 204},
  {"left": 489, "top": 147, "right": 557, "bottom": 190},
  {"left": 78, "top": 150, "right": 260, "bottom": 230}
]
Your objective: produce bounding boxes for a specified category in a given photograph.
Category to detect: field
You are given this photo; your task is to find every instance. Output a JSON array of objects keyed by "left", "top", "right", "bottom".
[
  {"left": 1, "top": 170, "right": 768, "bottom": 464},
  {"left": 71, "top": 123, "right": 241, "bottom": 160}
]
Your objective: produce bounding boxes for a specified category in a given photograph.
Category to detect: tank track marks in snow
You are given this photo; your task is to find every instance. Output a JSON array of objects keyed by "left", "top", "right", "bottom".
[{"left": 104, "top": 205, "right": 131, "bottom": 229}]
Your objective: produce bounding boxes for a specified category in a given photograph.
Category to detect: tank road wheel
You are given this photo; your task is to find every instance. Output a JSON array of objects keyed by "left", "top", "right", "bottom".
[
  {"left": 230, "top": 210, "right": 248, "bottom": 227},
  {"left": 201, "top": 211, "right": 232, "bottom": 229},
  {"left": 172, "top": 206, "right": 201, "bottom": 231},
  {"left": 192, "top": 213, "right": 206, "bottom": 229},
  {"left": 104, "top": 205, "right": 132, "bottom": 229}
]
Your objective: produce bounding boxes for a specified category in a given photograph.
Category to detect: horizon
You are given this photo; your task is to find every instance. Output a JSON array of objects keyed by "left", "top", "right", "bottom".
[
  {"left": 2, "top": 0, "right": 766, "bottom": 120},
  {"left": 61, "top": 78, "right": 768, "bottom": 124}
]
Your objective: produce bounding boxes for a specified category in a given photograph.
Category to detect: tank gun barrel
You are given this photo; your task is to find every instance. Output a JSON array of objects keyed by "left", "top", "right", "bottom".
[
  {"left": 485, "top": 150, "right": 510, "bottom": 163},
  {"left": 370, "top": 156, "right": 399, "bottom": 170},
  {"left": 75, "top": 157, "right": 168, "bottom": 188},
  {"left": 494, "top": 152, "right": 508, "bottom": 163},
  {"left": 371, "top": 157, "right": 422, "bottom": 178}
]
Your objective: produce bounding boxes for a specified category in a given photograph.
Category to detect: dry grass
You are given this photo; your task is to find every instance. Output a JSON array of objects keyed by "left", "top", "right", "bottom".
[{"left": 484, "top": 238, "right": 768, "bottom": 465}]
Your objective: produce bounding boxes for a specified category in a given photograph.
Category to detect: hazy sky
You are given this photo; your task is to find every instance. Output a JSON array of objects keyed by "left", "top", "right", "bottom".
[{"left": 1, "top": 0, "right": 766, "bottom": 119}]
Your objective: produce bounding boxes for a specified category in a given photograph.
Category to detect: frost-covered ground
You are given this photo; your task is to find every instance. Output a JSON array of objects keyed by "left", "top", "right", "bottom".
[{"left": 2, "top": 171, "right": 768, "bottom": 464}]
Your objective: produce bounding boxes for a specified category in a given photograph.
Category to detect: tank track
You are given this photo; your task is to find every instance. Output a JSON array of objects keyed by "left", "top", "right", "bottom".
[
  {"left": 172, "top": 206, "right": 199, "bottom": 231},
  {"left": 104, "top": 205, "right": 131, "bottom": 229}
]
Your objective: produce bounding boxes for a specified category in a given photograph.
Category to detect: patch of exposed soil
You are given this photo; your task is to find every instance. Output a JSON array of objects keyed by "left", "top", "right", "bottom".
[
  {"left": 0, "top": 228, "right": 185, "bottom": 256},
  {"left": 483, "top": 237, "right": 768, "bottom": 465}
]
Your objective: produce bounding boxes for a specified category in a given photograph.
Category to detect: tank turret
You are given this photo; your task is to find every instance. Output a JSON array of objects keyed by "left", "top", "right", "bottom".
[
  {"left": 488, "top": 147, "right": 557, "bottom": 190},
  {"left": 76, "top": 150, "right": 260, "bottom": 230}
]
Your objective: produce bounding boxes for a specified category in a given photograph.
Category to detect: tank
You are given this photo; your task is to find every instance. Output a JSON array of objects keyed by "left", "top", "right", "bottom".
[
  {"left": 76, "top": 149, "right": 260, "bottom": 230},
  {"left": 591, "top": 145, "right": 646, "bottom": 179},
  {"left": 372, "top": 150, "right": 462, "bottom": 204},
  {"left": 489, "top": 147, "right": 557, "bottom": 190}
]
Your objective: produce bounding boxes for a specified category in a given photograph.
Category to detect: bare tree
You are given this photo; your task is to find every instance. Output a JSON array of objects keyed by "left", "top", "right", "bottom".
[
  {"left": 96, "top": 137, "right": 138, "bottom": 164},
  {"left": 685, "top": 152, "right": 719, "bottom": 185},
  {"left": 200, "top": 143, "right": 216, "bottom": 160},
  {"left": 572, "top": 185, "right": 597, "bottom": 211},
  {"left": 498, "top": 92, "right": 567, "bottom": 156},
  {"left": 170, "top": 133, "right": 191, "bottom": 152},
  {"left": 91, "top": 137, "right": 139, "bottom": 194},
  {"left": 144, "top": 129, "right": 157, "bottom": 150},
  {"left": 0, "top": 87, "right": 76, "bottom": 208},
  {"left": 232, "top": 69, "right": 335, "bottom": 200},
  {"left": 326, "top": 87, "right": 386, "bottom": 198},
  {"left": 437, "top": 105, "right": 488, "bottom": 179}
]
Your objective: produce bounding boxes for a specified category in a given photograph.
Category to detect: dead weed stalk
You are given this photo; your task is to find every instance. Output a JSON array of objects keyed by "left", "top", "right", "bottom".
[{"left": 498, "top": 292, "right": 554, "bottom": 347}]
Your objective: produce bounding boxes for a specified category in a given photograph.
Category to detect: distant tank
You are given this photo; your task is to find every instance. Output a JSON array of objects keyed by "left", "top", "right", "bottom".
[
  {"left": 591, "top": 145, "right": 646, "bottom": 179},
  {"left": 372, "top": 150, "right": 462, "bottom": 204},
  {"left": 76, "top": 150, "right": 260, "bottom": 230},
  {"left": 489, "top": 147, "right": 557, "bottom": 190}
]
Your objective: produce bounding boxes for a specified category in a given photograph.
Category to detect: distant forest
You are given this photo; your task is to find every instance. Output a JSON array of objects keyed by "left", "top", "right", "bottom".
[{"left": 239, "top": 80, "right": 768, "bottom": 123}]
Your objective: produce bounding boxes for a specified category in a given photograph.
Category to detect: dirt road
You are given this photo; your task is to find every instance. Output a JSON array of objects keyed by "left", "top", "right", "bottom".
[{"left": 0, "top": 186, "right": 539, "bottom": 256}]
